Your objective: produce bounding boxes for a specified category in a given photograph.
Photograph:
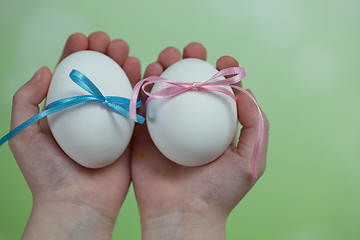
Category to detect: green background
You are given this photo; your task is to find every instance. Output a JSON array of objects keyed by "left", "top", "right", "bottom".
[{"left": 0, "top": 0, "right": 359, "bottom": 239}]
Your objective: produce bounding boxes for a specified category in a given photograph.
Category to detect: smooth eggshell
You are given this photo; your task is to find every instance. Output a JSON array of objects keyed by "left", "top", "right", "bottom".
[
  {"left": 146, "top": 58, "right": 238, "bottom": 166},
  {"left": 46, "top": 50, "right": 134, "bottom": 168}
]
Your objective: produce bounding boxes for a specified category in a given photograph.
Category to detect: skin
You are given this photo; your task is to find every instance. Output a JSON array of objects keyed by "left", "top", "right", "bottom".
[
  {"left": 9, "top": 32, "right": 269, "bottom": 239},
  {"left": 131, "top": 44, "right": 269, "bottom": 240},
  {"left": 9, "top": 32, "right": 140, "bottom": 240}
]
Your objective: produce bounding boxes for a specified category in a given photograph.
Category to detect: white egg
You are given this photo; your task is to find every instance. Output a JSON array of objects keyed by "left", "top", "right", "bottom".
[
  {"left": 146, "top": 58, "right": 238, "bottom": 166},
  {"left": 46, "top": 50, "right": 134, "bottom": 168}
]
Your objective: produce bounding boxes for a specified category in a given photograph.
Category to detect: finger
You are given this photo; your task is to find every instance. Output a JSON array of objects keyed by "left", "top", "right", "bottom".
[
  {"left": 59, "top": 33, "right": 88, "bottom": 62},
  {"left": 216, "top": 56, "right": 241, "bottom": 94},
  {"left": 183, "top": 42, "right": 207, "bottom": 60},
  {"left": 236, "top": 89, "right": 269, "bottom": 176},
  {"left": 11, "top": 67, "right": 52, "bottom": 137},
  {"left": 157, "top": 47, "right": 181, "bottom": 69},
  {"left": 216, "top": 56, "right": 239, "bottom": 70},
  {"left": 88, "top": 31, "right": 111, "bottom": 53},
  {"left": 123, "top": 56, "right": 141, "bottom": 88},
  {"left": 107, "top": 39, "right": 130, "bottom": 67},
  {"left": 144, "top": 62, "right": 163, "bottom": 79}
]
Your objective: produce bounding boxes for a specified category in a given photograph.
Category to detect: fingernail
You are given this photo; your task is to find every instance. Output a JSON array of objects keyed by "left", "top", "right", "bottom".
[{"left": 31, "top": 67, "right": 43, "bottom": 82}]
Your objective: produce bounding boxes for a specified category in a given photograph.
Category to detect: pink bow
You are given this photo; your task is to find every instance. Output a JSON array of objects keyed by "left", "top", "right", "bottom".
[{"left": 130, "top": 67, "right": 264, "bottom": 178}]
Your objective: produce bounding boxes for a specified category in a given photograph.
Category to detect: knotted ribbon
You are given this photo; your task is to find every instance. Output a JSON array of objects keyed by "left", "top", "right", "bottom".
[
  {"left": 0, "top": 69, "right": 144, "bottom": 146},
  {"left": 129, "top": 67, "right": 264, "bottom": 178}
]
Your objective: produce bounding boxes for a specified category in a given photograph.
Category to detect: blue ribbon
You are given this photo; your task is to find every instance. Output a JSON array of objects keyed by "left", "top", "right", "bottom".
[{"left": 0, "top": 69, "right": 145, "bottom": 146}]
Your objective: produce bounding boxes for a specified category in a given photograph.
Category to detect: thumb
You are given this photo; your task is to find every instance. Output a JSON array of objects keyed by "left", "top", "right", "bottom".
[
  {"left": 236, "top": 89, "right": 269, "bottom": 177},
  {"left": 10, "top": 67, "right": 52, "bottom": 137}
]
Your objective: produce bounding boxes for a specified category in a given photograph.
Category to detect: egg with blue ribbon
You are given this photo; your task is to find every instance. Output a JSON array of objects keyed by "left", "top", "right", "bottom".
[{"left": 46, "top": 50, "right": 140, "bottom": 168}]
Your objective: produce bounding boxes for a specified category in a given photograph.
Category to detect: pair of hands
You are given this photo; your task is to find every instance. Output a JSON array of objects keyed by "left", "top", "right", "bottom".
[{"left": 9, "top": 32, "right": 269, "bottom": 240}]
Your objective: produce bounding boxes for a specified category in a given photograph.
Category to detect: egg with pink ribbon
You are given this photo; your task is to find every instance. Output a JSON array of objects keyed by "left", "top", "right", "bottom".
[
  {"left": 46, "top": 50, "right": 135, "bottom": 168},
  {"left": 146, "top": 58, "right": 239, "bottom": 166}
]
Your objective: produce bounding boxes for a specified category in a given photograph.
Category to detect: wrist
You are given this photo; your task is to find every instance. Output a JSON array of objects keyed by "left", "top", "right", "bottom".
[
  {"left": 141, "top": 211, "right": 227, "bottom": 240},
  {"left": 22, "top": 198, "right": 117, "bottom": 240}
]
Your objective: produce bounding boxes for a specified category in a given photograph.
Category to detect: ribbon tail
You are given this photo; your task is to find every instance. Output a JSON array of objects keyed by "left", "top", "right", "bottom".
[
  {"left": 232, "top": 86, "right": 264, "bottom": 179},
  {"left": 0, "top": 110, "right": 48, "bottom": 146},
  {"left": 106, "top": 102, "right": 145, "bottom": 124},
  {"left": 130, "top": 79, "right": 145, "bottom": 122},
  {"left": 251, "top": 112, "right": 264, "bottom": 178},
  {"left": 0, "top": 96, "right": 96, "bottom": 147},
  {"left": 136, "top": 114, "right": 146, "bottom": 124}
]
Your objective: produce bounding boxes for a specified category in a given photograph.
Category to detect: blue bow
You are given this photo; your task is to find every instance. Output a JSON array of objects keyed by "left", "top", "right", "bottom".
[{"left": 0, "top": 69, "right": 145, "bottom": 146}]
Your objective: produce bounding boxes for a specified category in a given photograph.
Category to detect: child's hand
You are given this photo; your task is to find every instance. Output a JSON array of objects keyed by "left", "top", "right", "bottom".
[
  {"left": 9, "top": 32, "right": 140, "bottom": 240},
  {"left": 130, "top": 43, "right": 269, "bottom": 240}
]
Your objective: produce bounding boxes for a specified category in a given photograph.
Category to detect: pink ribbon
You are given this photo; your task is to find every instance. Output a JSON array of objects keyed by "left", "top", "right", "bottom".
[{"left": 130, "top": 67, "right": 264, "bottom": 178}]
